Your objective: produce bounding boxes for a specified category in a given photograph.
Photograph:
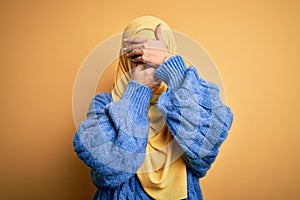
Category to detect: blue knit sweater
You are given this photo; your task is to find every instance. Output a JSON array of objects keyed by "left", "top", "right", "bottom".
[{"left": 73, "top": 55, "right": 233, "bottom": 200}]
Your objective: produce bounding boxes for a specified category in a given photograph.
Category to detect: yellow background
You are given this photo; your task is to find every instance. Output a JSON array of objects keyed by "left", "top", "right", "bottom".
[{"left": 1, "top": 0, "right": 299, "bottom": 199}]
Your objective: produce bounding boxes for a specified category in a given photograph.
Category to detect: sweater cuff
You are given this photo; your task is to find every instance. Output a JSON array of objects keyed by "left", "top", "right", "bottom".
[
  {"left": 154, "top": 55, "right": 187, "bottom": 91},
  {"left": 121, "top": 81, "right": 152, "bottom": 115}
]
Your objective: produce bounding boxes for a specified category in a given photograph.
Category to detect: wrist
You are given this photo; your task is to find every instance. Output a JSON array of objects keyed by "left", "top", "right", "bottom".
[
  {"left": 159, "top": 52, "right": 173, "bottom": 66},
  {"left": 154, "top": 55, "right": 187, "bottom": 91}
]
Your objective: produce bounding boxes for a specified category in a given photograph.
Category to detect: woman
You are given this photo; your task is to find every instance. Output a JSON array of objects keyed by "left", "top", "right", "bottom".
[{"left": 73, "top": 16, "right": 233, "bottom": 200}]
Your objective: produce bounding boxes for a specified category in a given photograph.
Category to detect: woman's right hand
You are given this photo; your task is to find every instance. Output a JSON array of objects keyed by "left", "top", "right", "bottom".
[{"left": 124, "top": 23, "right": 171, "bottom": 67}]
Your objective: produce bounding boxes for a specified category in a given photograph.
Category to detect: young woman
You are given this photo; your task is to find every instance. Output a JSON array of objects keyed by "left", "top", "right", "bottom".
[{"left": 73, "top": 16, "right": 233, "bottom": 200}]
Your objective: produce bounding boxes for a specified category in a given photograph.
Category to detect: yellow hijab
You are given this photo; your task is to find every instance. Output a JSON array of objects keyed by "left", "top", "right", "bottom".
[{"left": 111, "top": 16, "right": 187, "bottom": 200}]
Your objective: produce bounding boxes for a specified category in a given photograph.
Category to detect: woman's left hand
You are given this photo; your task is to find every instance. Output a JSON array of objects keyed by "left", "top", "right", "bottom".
[{"left": 123, "top": 23, "right": 172, "bottom": 67}]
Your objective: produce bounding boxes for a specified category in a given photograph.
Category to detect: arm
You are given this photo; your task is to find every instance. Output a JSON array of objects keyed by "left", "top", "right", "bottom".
[
  {"left": 73, "top": 81, "right": 152, "bottom": 189},
  {"left": 155, "top": 55, "right": 233, "bottom": 178}
]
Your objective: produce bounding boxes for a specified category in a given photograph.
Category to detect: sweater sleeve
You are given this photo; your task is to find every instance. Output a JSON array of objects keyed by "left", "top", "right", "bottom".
[
  {"left": 155, "top": 55, "right": 233, "bottom": 178},
  {"left": 73, "top": 81, "right": 152, "bottom": 189}
]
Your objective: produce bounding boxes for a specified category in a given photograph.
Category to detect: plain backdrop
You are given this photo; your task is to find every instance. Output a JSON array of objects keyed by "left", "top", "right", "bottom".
[{"left": 0, "top": 0, "right": 299, "bottom": 199}]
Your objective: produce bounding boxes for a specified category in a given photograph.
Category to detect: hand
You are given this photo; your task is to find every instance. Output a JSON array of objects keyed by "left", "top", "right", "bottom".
[
  {"left": 123, "top": 23, "right": 172, "bottom": 67},
  {"left": 131, "top": 63, "right": 161, "bottom": 92}
]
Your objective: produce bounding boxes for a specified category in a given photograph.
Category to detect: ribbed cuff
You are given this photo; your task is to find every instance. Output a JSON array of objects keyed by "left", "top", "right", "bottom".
[
  {"left": 154, "top": 55, "right": 187, "bottom": 91},
  {"left": 121, "top": 81, "right": 152, "bottom": 115}
]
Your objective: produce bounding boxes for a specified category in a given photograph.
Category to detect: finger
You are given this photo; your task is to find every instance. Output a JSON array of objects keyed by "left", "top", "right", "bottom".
[
  {"left": 154, "top": 23, "right": 164, "bottom": 41},
  {"left": 124, "top": 38, "right": 148, "bottom": 44},
  {"left": 131, "top": 55, "right": 144, "bottom": 63},
  {"left": 127, "top": 49, "right": 143, "bottom": 58},
  {"left": 143, "top": 62, "right": 160, "bottom": 69},
  {"left": 146, "top": 83, "right": 160, "bottom": 92},
  {"left": 123, "top": 44, "right": 143, "bottom": 52}
]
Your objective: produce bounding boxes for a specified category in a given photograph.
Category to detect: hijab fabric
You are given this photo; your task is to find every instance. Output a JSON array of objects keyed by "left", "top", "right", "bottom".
[{"left": 111, "top": 16, "right": 187, "bottom": 200}]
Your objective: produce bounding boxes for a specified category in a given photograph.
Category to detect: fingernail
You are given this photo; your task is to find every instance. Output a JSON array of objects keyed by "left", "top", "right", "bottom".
[
  {"left": 123, "top": 38, "right": 128, "bottom": 42},
  {"left": 123, "top": 48, "right": 127, "bottom": 51}
]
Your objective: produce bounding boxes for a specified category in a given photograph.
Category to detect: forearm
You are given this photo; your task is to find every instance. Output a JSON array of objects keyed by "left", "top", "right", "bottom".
[
  {"left": 73, "top": 82, "right": 152, "bottom": 188},
  {"left": 155, "top": 55, "right": 233, "bottom": 177}
]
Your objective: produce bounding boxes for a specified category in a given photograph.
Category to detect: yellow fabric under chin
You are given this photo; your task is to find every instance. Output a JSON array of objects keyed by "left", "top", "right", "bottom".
[{"left": 111, "top": 16, "right": 187, "bottom": 200}]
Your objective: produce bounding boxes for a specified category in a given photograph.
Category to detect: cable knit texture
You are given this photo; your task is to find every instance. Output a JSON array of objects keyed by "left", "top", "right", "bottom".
[{"left": 73, "top": 55, "right": 233, "bottom": 199}]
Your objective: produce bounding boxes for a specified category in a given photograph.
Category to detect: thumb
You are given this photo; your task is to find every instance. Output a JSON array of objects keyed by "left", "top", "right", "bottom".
[{"left": 154, "top": 23, "right": 164, "bottom": 41}]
